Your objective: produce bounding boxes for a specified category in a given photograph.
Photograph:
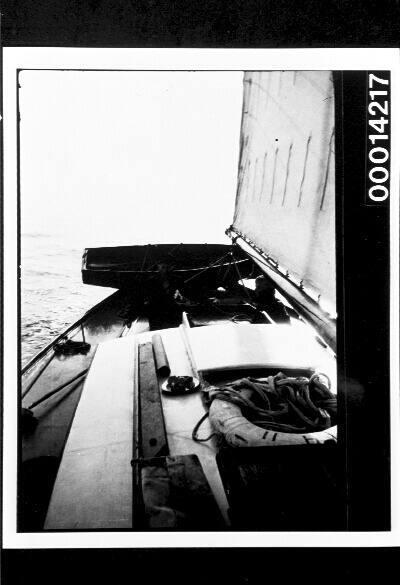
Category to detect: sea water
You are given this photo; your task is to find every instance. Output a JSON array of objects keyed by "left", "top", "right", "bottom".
[{"left": 21, "top": 233, "right": 114, "bottom": 366}]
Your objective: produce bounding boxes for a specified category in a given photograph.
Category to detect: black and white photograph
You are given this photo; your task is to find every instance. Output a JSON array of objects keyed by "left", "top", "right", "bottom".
[{"left": 2, "top": 48, "right": 400, "bottom": 548}]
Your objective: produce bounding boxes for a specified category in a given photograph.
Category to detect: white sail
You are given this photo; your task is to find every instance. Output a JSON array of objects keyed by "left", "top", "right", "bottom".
[{"left": 232, "top": 71, "right": 336, "bottom": 313}]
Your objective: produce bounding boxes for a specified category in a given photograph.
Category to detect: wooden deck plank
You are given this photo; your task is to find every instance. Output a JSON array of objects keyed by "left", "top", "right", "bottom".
[
  {"left": 44, "top": 336, "right": 136, "bottom": 530},
  {"left": 138, "top": 342, "right": 168, "bottom": 459}
]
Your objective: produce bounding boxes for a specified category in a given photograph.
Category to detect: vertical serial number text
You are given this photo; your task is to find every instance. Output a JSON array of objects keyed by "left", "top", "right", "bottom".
[{"left": 367, "top": 72, "right": 390, "bottom": 203}]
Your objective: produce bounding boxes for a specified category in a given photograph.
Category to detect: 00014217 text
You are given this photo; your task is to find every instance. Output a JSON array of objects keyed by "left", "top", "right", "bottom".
[{"left": 366, "top": 72, "right": 390, "bottom": 204}]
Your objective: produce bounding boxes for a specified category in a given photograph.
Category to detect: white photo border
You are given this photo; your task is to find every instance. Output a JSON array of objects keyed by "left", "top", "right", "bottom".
[{"left": 3, "top": 47, "right": 400, "bottom": 548}]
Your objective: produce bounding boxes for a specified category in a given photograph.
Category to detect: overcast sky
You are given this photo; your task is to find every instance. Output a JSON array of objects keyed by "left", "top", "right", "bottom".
[{"left": 19, "top": 70, "right": 243, "bottom": 248}]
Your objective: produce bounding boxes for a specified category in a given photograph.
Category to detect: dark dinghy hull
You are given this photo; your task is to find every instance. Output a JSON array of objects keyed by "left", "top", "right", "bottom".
[{"left": 82, "top": 243, "right": 257, "bottom": 290}]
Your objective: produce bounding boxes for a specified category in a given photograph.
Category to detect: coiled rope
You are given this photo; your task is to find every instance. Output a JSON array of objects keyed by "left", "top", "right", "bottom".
[{"left": 192, "top": 372, "right": 336, "bottom": 441}]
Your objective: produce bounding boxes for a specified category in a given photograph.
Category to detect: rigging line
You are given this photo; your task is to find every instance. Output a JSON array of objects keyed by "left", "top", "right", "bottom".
[
  {"left": 147, "top": 253, "right": 235, "bottom": 283},
  {"left": 34, "top": 377, "right": 86, "bottom": 417},
  {"left": 165, "top": 242, "right": 184, "bottom": 260},
  {"left": 146, "top": 242, "right": 185, "bottom": 272},
  {"left": 21, "top": 351, "right": 56, "bottom": 400},
  {"left": 144, "top": 243, "right": 189, "bottom": 273},
  {"left": 221, "top": 251, "right": 235, "bottom": 285},
  {"left": 245, "top": 248, "right": 327, "bottom": 322},
  {"left": 183, "top": 253, "right": 231, "bottom": 284},
  {"left": 229, "top": 236, "right": 330, "bottom": 322},
  {"left": 152, "top": 243, "right": 186, "bottom": 273},
  {"left": 139, "top": 244, "right": 150, "bottom": 272},
  {"left": 145, "top": 244, "right": 190, "bottom": 273},
  {"left": 183, "top": 251, "right": 233, "bottom": 284},
  {"left": 27, "top": 368, "right": 89, "bottom": 410},
  {"left": 231, "top": 250, "right": 254, "bottom": 303},
  {"left": 141, "top": 245, "right": 157, "bottom": 272}
]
